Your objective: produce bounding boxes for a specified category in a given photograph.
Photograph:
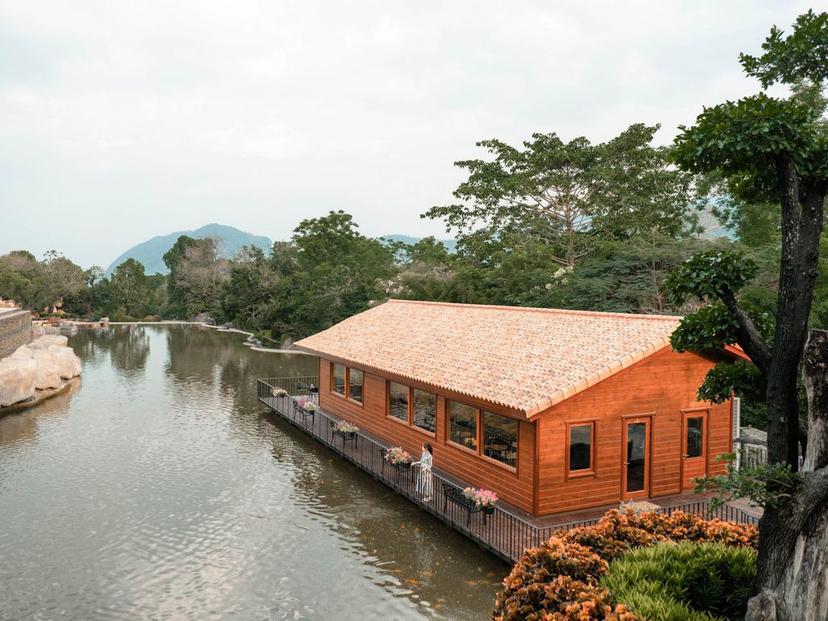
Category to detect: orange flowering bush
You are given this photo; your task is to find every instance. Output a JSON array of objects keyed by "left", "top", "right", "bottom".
[
  {"left": 496, "top": 574, "right": 643, "bottom": 621},
  {"left": 492, "top": 509, "right": 758, "bottom": 621}
]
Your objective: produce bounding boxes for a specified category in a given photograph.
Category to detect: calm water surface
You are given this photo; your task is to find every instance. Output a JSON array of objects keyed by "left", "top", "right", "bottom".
[{"left": 0, "top": 326, "right": 505, "bottom": 621}]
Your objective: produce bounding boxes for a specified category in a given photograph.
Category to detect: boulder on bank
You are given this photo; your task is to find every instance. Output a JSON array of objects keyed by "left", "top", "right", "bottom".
[
  {"left": 32, "top": 348, "right": 63, "bottom": 389},
  {"left": 0, "top": 336, "right": 82, "bottom": 408},
  {"left": 0, "top": 355, "right": 36, "bottom": 407}
]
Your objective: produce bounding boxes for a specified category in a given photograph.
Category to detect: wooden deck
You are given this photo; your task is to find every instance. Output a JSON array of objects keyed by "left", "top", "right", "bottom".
[{"left": 256, "top": 380, "right": 760, "bottom": 563}]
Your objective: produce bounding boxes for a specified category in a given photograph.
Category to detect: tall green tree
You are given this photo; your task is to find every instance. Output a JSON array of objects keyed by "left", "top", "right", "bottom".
[
  {"left": 268, "top": 211, "right": 395, "bottom": 341},
  {"left": 163, "top": 236, "right": 228, "bottom": 320},
  {"left": 424, "top": 123, "right": 696, "bottom": 269},
  {"left": 220, "top": 246, "right": 278, "bottom": 331},
  {"left": 109, "top": 258, "right": 154, "bottom": 320},
  {"left": 666, "top": 11, "right": 828, "bottom": 619}
]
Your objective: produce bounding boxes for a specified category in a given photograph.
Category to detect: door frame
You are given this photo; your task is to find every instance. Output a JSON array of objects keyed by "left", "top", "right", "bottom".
[
  {"left": 621, "top": 414, "right": 652, "bottom": 500},
  {"left": 680, "top": 407, "right": 710, "bottom": 488}
]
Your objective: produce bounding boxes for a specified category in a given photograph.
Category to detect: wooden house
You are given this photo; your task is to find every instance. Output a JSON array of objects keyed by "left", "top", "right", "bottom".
[{"left": 293, "top": 300, "right": 739, "bottom": 517}]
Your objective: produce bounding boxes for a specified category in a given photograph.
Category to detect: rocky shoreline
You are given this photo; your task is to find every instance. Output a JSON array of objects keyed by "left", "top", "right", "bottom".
[{"left": 0, "top": 335, "right": 82, "bottom": 412}]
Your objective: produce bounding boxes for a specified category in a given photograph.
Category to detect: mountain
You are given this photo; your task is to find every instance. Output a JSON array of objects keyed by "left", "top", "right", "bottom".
[
  {"left": 106, "top": 223, "right": 272, "bottom": 275},
  {"left": 381, "top": 234, "right": 457, "bottom": 253}
]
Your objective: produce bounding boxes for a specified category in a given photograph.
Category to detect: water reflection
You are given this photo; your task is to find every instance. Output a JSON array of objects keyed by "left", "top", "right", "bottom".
[
  {"left": 0, "top": 379, "right": 81, "bottom": 448},
  {"left": 0, "top": 326, "right": 504, "bottom": 620}
]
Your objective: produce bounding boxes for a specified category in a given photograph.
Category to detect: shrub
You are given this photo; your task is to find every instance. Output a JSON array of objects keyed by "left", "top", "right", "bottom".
[
  {"left": 600, "top": 542, "right": 757, "bottom": 621},
  {"left": 492, "top": 509, "right": 758, "bottom": 621},
  {"left": 495, "top": 574, "right": 643, "bottom": 621},
  {"left": 494, "top": 538, "right": 613, "bottom": 620},
  {"left": 562, "top": 511, "right": 663, "bottom": 561}
]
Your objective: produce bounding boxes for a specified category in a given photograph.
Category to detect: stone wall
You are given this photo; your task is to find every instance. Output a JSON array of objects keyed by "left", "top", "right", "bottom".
[{"left": 0, "top": 310, "right": 33, "bottom": 358}]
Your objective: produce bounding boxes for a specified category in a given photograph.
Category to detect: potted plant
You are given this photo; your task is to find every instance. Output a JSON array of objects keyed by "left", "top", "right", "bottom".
[
  {"left": 384, "top": 446, "right": 413, "bottom": 469},
  {"left": 463, "top": 487, "right": 498, "bottom": 514},
  {"left": 332, "top": 420, "right": 359, "bottom": 438},
  {"left": 271, "top": 387, "right": 288, "bottom": 398},
  {"left": 297, "top": 398, "right": 317, "bottom": 413}
]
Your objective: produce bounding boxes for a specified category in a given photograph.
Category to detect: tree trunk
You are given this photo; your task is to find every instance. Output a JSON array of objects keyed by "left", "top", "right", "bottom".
[{"left": 747, "top": 330, "right": 828, "bottom": 621}]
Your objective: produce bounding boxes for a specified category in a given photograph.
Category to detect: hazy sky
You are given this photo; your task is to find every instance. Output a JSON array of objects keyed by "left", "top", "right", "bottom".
[{"left": 0, "top": 1, "right": 812, "bottom": 268}]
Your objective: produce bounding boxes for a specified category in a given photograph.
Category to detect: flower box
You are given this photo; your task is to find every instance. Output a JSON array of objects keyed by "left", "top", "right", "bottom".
[
  {"left": 462, "top": 487, "right": 498, "bottom": 510},
  {"left": 384, "top": 446, "right": 413, "bottom": 468}
]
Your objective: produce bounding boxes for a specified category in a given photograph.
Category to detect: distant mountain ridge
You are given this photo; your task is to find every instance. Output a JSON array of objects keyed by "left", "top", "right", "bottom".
[
  {"left": 106, "top": 223, "right": 272, "bottom": 275},
  {"left": 381, "top": 234, "right": 457, "bottom": 252}
]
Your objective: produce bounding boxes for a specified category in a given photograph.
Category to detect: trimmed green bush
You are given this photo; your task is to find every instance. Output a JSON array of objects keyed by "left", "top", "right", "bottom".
[{"left": 600, "top": 542, "right": 756, "bottom": 621}]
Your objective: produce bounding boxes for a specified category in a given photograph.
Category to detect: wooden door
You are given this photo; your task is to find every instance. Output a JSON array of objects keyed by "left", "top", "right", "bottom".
[
  {"left": 681, "top": 409, "right": 708, "bottom": 490},
  {"left": 622, "top": 417, "right": 650, "bottom": 500}
]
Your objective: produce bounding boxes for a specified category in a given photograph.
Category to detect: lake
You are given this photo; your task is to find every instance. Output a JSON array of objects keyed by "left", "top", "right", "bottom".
[{"left": 0, "top": 325, "right": 505, "bottom": 620}]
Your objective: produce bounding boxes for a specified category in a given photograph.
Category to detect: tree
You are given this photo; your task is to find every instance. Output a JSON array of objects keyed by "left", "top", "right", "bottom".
[
  {"left": 267, "top": 211, "right": 396, "bottom": 341},
  {"left": 544, "top": 234, "right": 716, "bottom": 314},
  {"left": 424, "top": 123, "right": 696, "bottom": 269},
  {"left": 666, "top": 11, "right": 828, "bottom": 619},
  {"left": 163, "top": 236, "right": 229, "bottom": 320},
  {"left": 109, "top": 258, "right": 154, "bottom": 320},
  {"left": 220, "top": 246, "right": 278, "bottom": 331}
]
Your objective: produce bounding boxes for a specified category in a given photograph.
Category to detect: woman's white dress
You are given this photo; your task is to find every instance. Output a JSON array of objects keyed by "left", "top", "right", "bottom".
[{"left": 415, "top": 451, "right": 433, "bottom": 501}]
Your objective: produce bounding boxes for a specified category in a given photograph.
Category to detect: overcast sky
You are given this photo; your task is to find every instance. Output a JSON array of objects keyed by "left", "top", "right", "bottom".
[{"left": 0, "top": 1, "right": 812, "bottom": 268}]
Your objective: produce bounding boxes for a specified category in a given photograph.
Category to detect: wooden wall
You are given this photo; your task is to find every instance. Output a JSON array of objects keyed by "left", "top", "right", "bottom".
[
  {"left": 317, "top": 358, "right": 537, "bottom": 513},
  {"left": 535, "top": 347, "right": 732, "bottom": 515}
]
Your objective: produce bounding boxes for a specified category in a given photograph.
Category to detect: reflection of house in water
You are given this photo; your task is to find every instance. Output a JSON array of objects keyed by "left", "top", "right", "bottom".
[{"left": 260, "top": 412, "right": 505, "bottom": 613}]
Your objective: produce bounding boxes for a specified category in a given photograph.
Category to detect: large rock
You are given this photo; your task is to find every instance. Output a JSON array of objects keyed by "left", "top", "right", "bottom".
[
  {"left": 29, "top": 335, "right": 68, "bottom": 349},
  {"left": 0, "top": 355, "right": 36, "bottom": 407},
  {"left": 32, "top": 348, "right": 63, "bottom": 389},
  {"left": 48, "top": 345, "right": 82, "bottom": 379},
  {"left": 0, "top": 336, "right": 82, "bottom": 407}
]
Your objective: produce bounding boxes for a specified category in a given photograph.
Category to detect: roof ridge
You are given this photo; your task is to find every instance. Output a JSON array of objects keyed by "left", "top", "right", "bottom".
[{"left": 385, "top": 299, "right": 682, "bottom": 322}]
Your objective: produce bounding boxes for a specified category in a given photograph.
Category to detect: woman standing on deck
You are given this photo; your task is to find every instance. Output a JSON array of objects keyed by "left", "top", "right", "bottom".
[{"left": 413, "top": 442, "right": 433, "bottom": 502}]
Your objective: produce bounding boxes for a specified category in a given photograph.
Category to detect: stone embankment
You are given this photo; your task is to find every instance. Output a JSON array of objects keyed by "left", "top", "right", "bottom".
[{"left": 0, "top": 335, "right": 82, "bottom": 409}]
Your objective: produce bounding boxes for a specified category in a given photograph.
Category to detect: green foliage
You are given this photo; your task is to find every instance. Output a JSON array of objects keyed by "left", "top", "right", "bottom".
[
  {"left": 664, "top": 251, "right": 758, "bottom": 305},
  {"left": 739, "top": 10, "right": 828, "bottom": 88},
  {"left": 163, "top": 236, "right": 229, "bottom": 320},
  {"left": 601, "top": 542, "right": 757, "bottom": 621},
  {"left": 109, "top": 258, "right": 158, "bottom": 320},
  {"left": 0, "top": 250, "right": 86, "bottom": 312},
  {"left": 696, "top": 360, "right": 765, "bottom": 404},
  {"left": 495, "top": 510, "right": 757, "bottom": 621},
  {"left": 695, "top": 454, "right": 803, "bottom": 510},
  {"left": 261, "top": 211, "right": 397, "bottom": 342},
  {"left": 425, "top": 123, "right": 696, "bottom": 269}
]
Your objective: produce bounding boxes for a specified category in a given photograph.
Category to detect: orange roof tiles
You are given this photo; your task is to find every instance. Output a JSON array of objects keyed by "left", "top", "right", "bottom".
[{"left": 294, "top": 300, "right": 682, "bottom": 418}]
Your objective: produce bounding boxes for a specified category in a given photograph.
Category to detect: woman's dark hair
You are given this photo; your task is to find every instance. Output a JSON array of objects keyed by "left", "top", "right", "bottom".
[{"left": 423, "top": 442, "right": 433, "bottom": 454}]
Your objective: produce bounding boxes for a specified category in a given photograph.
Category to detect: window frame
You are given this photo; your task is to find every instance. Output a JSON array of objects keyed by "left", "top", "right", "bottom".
[
  {"left": 347, "top": 368, "right": 364, "bottom": 405},
  {"left": 445, "top": 399, "right": 519, "bottom": 472},
  {"left": 565, "top": 420, "right": 596, "bottom": 478},
  {"left": 385, "top": 381, "right": 436, "bottom": 437},
  {"left": 331, "top": 363, "right": 346, "bottom": 397},
  {"left": 329, "top": 362, "right": 364, "bottom": 408}
]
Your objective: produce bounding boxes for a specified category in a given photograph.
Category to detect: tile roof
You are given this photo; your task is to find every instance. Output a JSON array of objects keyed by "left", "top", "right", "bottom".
[{"left": 294, "top": 300, "right": 682, "bottom": 418}]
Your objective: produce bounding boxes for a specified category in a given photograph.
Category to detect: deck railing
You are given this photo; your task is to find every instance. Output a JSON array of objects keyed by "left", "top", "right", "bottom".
[{"left": 256, "top": 377, "right": 760, "bottom": 563}]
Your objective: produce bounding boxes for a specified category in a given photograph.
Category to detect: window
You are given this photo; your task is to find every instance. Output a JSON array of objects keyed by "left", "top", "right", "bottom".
[
  {"left": 447, "top": 401, "right": 519, "bottom": 469},
  {"left": 332, "top": 363, "right": 346, "bottom": 395},
  {"left": 389, "top": 382, "right": 409, "bottom": 422},
  {"left": 412, "top": 390, "right": 436, "bottom": 433},
  {"left": 386, "top": 382, "right": 436, "bottom": 435},
  {"left": 330, "top": 363, "right": 363, "bottom": 405},
  {"left": 349, "top": 369, "right": 363, "bottom": 403},
  {"left": 483, "top": 411, "right": 518, "bottom": 468},
  {"left": 686, "top": 416, "right": 703, "bottom": 458},
  {"left": 568, "top": 423, "right": 594, "bottom": 473},
  {"left": 448, "top": 401, "right": 478, "bottom": 451}
]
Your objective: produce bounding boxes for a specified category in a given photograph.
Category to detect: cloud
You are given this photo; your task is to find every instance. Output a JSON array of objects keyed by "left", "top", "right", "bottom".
[{"left": 0, "top": 0, "right": 814, "bottom": 267}]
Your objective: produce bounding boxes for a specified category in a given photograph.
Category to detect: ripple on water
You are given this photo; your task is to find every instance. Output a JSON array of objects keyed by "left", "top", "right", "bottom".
[{"left": 0, "top": 326, "right": 505, "bottom": 620}]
